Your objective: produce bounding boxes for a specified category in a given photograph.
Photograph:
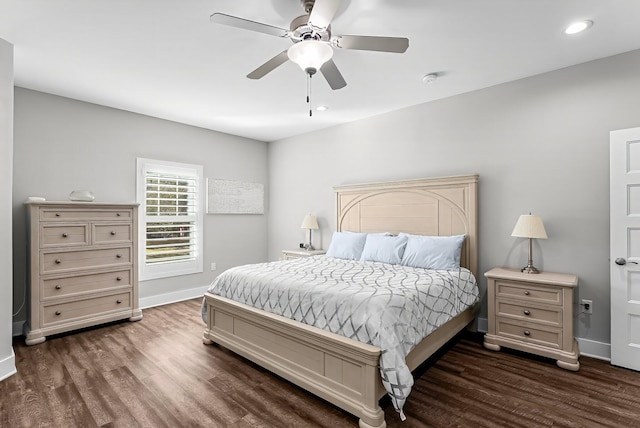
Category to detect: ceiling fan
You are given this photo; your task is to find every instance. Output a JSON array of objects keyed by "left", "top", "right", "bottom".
[{"left": 210, "top": 0, "right": 409, "bottom": 91}]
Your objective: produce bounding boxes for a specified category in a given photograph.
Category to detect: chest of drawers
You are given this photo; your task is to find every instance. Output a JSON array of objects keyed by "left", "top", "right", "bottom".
[
  {"left": 24, "top": 202, "right": 142, "bottom": 345},
  {"left": 483, "top": 267, "right": 580, "bottom": 371}
]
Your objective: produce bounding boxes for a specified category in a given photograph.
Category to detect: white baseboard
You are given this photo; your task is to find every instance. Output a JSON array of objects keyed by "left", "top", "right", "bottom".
[
  {"left": 139, "top": 285, "right": 209, "bottom": 309},
  {"left": 576, "top": 337, "right": 611, "bottom": 361},
  {"left": 475, "top": 316, "right": 610, "bottom": 361},
  {"left": 0, "top": 348, "right": 17, "bottom": 381},
  {"left": 12, "top": 321, "right": 24, "bottom": 337}
]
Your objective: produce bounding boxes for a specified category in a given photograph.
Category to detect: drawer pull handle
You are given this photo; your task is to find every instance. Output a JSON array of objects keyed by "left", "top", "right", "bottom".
[
  {"left": 523, "top": 310, "right": 531, "bottom": 316},
  {"left": 116, "top": 276, "right": 122, "bottom": 281},
  {"left": 117, "top": 213, "right": 121, "bottom": 217},
  {"left": 55, "top": 311, "right": 61, "bottom": 316},
  {"left": 55, "top": 285, "right": 62, "bottom": 290},
  {"left": 62, "top": 233, "right": 68, "bottom": 238},
  {"left": 523, "top": 330, "right": 531, "bottom": 336},
  {"left": 116, "top": 299, "right": 122, "bottom": 304},
  {"left": 116, "top": 254, "right": 122, "bottom": 259},
  {"left": 55, "top": 213, "right": 60, "bottom": 217},
  {"left": 524, "top": 291, "right": 530, "bottom": 296},
  {"left": 110, "top": 231, "right": 116, "bottom": 236},
  {"left": 55, "top": 259, "right": 62, "bottom": 264}
]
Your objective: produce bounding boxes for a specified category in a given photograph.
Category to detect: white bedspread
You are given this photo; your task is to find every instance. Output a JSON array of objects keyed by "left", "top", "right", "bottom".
[{"left": 202, "top": 255, "right": 479, "bottom": 418}]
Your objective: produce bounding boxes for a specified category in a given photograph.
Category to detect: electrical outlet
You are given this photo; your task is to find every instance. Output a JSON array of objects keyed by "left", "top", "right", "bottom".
[
  {"left": 210, "top": 262, "right": 217, "bottom": 271},
  {"left": 581, "top": 299, "right": 593, "bottom": 314}
]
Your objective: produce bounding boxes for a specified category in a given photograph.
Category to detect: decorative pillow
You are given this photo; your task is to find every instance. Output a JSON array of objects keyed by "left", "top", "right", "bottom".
[
  {"left": 400, "top": 233, "right": 466, "bottom": 270},
  {"left": 326, "top": 231, "right": 368, "bottom": 260},
  {"left": 360, "top": 234, "right": 408, "bottom": 265}
]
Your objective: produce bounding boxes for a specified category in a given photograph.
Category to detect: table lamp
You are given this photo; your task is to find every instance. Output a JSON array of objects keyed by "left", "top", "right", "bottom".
[
  {"left": 300, "top": 214, "right": 319, "bottom": 251},
  {"left": 511, "top": 213, "right": 548, "bottom": 274}
]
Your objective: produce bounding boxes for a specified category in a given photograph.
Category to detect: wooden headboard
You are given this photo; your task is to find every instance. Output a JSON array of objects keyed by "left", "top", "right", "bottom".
[{"left": 334, "top": 175, "right": 479, "bottom": 277}]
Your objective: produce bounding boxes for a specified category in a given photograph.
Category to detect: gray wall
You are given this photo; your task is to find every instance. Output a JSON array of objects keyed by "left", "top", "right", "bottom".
[
  {"left": 268, "top": 49, "right": 640, "bottom": 350},
  {"left": 0, "top": 38, "right": 15, "bottom": 380},
  {"left": 12, "top": 88, "right": 269, "bottom": 323}
]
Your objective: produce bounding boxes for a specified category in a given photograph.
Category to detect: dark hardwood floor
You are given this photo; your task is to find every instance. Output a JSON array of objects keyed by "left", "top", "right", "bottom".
[{"left": 2, "top": 298, "right": 640, "bottom": 427}]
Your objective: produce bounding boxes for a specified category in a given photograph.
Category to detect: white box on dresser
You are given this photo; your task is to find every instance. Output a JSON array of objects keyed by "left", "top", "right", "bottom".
[{"left": 24, "top": 201, "right": 143, "bottom": 345}]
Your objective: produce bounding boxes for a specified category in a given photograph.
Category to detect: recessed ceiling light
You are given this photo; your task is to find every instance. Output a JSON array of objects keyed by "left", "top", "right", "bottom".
[
  {"left": 564, "top": 20, "right": 593, "bottom": 35},
  {"left": 316, "top": 105, "right": 328, "bottom": 111}
]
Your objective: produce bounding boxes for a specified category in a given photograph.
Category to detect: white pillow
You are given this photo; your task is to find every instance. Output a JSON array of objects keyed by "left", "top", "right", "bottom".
[
  {"left": 360, "top": 234, "right": 408, "bottom": 265},
  {"left": 326, "top": 231, "right": 368, "bottom": 260},
  {"left": 400, "top": 233, "right": 466, "bottom": 270}
]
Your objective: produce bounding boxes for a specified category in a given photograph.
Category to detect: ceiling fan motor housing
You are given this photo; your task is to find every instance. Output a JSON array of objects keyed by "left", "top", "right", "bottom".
[{"left": 290, "top": 15, "right": 331, "bottom": 41}]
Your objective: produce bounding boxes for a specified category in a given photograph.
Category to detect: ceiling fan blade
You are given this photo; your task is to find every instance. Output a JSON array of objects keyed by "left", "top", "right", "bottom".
[
  {"left": 247, "top": 50, "right": 290, "bottom": 79},
  {"left": 308, "top": 0, "right": 342, "bottom": 30},
  {"left": 320, "top": 59, "right": 347, "bottom": 90},
  {"left": 333, "top": 35, "right": 409, "bottom": 53},
  {"left": 210, "top": 13, "right": 289, "bottom": 38}
]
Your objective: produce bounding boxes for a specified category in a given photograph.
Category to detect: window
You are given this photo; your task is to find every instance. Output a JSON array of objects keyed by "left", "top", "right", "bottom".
[{"left": 137, "top": 158, "right": 203, "bottom": 280}]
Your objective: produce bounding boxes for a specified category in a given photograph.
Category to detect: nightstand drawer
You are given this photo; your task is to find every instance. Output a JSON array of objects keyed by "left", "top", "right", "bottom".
[
  {"left": 496, "top": 318, "right": 562, "bottom": 349},
  {"left": 496, "top": 280, "right": 562, "bottom": 305},
  {"left": 496, "top": 300, "right": 562, "bottom": 327}
]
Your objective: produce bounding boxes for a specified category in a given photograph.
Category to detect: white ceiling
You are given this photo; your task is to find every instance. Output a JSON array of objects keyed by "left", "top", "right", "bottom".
[{"left": 2, "top": 0, "right": 640, "bottom": 142}]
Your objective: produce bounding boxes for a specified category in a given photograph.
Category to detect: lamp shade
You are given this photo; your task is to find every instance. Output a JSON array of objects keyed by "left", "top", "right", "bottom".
[
  {"left": 300, "top": 214, "right": 319, "bottom": 230},
  {"left": 287, "top": 40, "right": 333, "bottom": 75},
  {"left": 511, "top": 214, "right": 548, "bottom": 239}
]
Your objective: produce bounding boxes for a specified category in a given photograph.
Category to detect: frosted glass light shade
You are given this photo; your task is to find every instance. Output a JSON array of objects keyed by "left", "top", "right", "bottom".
[
  {"left": 287, "top": 40, "right": 333, "bottom": 75},
  {"left": 511, "top": 214, "right": 548, "bottom": 239},
  {"left": 300, "top": 214, "right": 319, "bottom": 230}
]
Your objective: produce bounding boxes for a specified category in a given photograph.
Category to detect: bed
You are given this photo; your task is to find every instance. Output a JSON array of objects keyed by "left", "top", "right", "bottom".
[{"left": 202, "top": 175, "right": 479, "bottom": 428}]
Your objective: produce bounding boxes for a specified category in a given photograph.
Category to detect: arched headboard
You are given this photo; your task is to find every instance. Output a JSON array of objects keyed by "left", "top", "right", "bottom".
[{"left": 334, "top": 175, "right": 479, "bottom": 277}]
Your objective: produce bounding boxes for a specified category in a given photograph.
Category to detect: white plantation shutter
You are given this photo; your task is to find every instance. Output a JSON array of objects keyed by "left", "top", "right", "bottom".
[{"left": 137, "top": 159, "right": 203, "bottom": 280}]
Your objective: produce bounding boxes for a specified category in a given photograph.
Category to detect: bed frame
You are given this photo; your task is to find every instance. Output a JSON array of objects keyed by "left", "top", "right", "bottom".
[{"left": 203, "top": 175, "right": 479, "bottom": 428}]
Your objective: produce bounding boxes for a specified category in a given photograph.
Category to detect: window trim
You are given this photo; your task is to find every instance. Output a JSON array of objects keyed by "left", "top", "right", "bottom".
[{"left": 136, "top": 158, "right": 204, "bottom": 281}]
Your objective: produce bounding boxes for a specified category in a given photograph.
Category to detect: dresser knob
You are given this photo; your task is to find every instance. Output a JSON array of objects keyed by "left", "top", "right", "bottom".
[
  {"left": 524, "top": 291, "right": 530, "bottom": 296},
  {"left": 55, "top": 311, "right": 61, "bottom": 316},
  {"left": 116, "top": 276, "right": 122, "bottom": 281},
  {"left": 523, "top": 330, "right": 531, "bottom": 336},
  {"left": 62, "top": 233, "right": 68, "bottom": 238},
  {"left": 117, "top": 213, "right": 121, "bottom": 217},
  {"left": 55, "top": 213, "right": 60, "bottom": 217},
  {"left": 110, "top": 231, "right": 116, "bottom": 236},
  {"left": 55, "top": 285, "right": 62, "bottom": 290},
  {"left": 116, "top": 299, "right": 122, "bottom": 304},
  {"left": 116, "top": 254, "right": 122, "bottom": 259},
  {"left": 523, "top": 310, "right": 531, "bottom": 316},
  {"left": 55, "top": 259, "right": 62, "bottom": 264}
]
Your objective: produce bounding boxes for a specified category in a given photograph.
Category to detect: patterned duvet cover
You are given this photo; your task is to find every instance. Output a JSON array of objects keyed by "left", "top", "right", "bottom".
[{"left": 202, "top": 255, "right": 479, "bottom": 419}]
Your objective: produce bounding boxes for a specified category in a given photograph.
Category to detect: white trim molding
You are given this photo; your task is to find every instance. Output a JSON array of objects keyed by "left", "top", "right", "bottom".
[
  {"left": 0, "top": 348, "right": 16, "bottom": 381},
  {"left": 139, "top": 285, "right": 209, "bottom": 310}
]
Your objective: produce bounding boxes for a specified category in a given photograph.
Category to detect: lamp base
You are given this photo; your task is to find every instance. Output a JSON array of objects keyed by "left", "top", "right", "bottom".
[
  {"left": 303, "top": 243, "right": 315, "bottom": 251},
  {"left": 521, "top": 265, "right": 541, "bottom": 274}
]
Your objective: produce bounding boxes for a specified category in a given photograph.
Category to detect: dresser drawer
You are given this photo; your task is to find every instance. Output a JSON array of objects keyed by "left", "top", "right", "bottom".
[
  {"left": 41, "top": 247, "right": 131, "bottom": 274},
  {"left": 41, "top": 292, "right": 132, "bottom": 326},
  {"left": 496, "top": 300, "right": 562, "bottom": 327},
  {"left": 41, "top": 224, "right": 89, "bottom": 247},
  {"left": 496, "top": 280, "right": 562, "bottom": 305},
  {"left": 93, "top": 224, "right": 133, "bottom": 244},
  {"left": 41, "top": 269, "right": 132, "bottom": 300},
  {"left": 496, "top": 318, "right": 562, "bottom": 349},
  {"left": 40, "top": 208, "right": 133, "bottom": 221}
]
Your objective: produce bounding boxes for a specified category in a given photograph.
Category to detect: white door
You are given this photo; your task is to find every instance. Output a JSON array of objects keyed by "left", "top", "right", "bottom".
[{"left": 610, "top": 127, "right": 640, "bottom": 371}]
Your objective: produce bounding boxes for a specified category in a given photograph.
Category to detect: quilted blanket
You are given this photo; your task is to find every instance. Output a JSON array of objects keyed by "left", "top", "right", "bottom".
[{"left": 202, "top": 255, "right": 479, "bottom": 419}]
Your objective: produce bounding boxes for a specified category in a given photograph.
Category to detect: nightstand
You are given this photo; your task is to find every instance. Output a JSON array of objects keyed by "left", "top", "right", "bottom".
[
  {"left": 282, "top": 249, "right": 326, "bottom": 260},
  {"left": 483, "top": 267, "right": 580, "bottom": 371}
]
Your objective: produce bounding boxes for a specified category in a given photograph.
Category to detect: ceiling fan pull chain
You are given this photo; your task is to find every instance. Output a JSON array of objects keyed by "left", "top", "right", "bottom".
[{"left": 307, "top": 73, "right": 313, "bottom": 117}]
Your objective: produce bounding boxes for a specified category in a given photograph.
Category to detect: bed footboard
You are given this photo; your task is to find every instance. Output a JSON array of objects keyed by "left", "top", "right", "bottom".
[{"left": 203, "top": 292, "right": 386, "bottom": 428}]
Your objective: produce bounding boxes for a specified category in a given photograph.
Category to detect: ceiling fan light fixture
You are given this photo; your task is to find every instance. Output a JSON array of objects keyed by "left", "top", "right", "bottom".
[{"left": 287, "top": 40, "right": 333, "bottom": 75}]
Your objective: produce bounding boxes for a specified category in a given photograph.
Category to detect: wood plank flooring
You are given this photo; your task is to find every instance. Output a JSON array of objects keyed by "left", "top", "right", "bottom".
[{"left": 2, "top": 298, "right": 640, "bottom": 427}]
